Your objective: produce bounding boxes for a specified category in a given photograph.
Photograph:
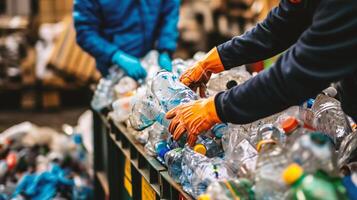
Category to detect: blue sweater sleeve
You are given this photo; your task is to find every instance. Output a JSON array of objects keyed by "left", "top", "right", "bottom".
[
  {"left": 156, "top": 0, "right": 180, "bottom": 53},
  {"left": 73, "top": 0, "right": 118, "bottom": 64},
  {"left": 217, "top": 0, "right": 313, "bottom": 69},
  {"left": 215, "top": 0, "right": 357, "bottom": 124}
]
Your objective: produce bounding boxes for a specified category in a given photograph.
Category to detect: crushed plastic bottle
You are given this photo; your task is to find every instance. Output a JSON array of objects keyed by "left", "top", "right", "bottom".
[
  {"left": 129, "top": 86, "right": 167, "bottom": 131},
  {"left": 198, "top": 179, "right": 255, "bottom": 200},
  {"left": 254, "top": 139, "right": 289, "bottom": 199},
  {"left": 222, "top": 126, "right": 257, "bottom": 179},
  {"left": 151, "top": 70, "right": 198, "bottom": 112},
  {"left": 283, "top": 163, "right": 348, "bottom": 200},
  {"left": 144, "top": 123, "right": 169, "bottom": 156},
  {"left": 288, "top": 132, "right": 338, "bottom": 175},
  {"left": 312, "top": 87, "right": 352, "bottom": 147},
  {"left": 180, "top": 147, "right": 233, "bottom": 198},
  {"left": 164, "top": 148, "right": 184, "bottom": 183}
]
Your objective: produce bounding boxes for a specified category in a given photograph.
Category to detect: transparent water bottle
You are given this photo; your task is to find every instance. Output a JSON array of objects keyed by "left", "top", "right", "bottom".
[
  {"left": 280, "top": 116, "right": 312, "bottom": 145},
  {"left": 164, "top": 148, "right": 184, "bottom": 183},
  {"left": 312, "top": 87, "right": 352, "bottom": 147},
  {"left": 129, "top": 86, "right": 167, "bottom": 131},
  {"left": 288, "top": 132, "right": 338, "bottom": 175},
  {"left": 151, "top": 70, "right": 198, "bottom": 112},
  {"left": 193, "top": 135, "right": 223, "bottom": 158},
  {"left": 91, "top": 66, "right": 124, "bottom": 112},
  {"left": 144, "top": 123, "right": 168, "bottom": 156},
  {"left": 254, "top": 140, "right": 289, "bottom": 200},
  {"left": 256, "top": 123, "right": 285, "bottom": 145},
  {"left": 180, "top": 147, "right": 208, "bottom": 196},
  {"left": 221, "top": 125, "right": 257, "bottom": 180},
  {"left": 191, "top": 157, "right": 234, "bottom": 198},
  {"left": 198, "top": 179, "right": 255, "bottom": 200}
]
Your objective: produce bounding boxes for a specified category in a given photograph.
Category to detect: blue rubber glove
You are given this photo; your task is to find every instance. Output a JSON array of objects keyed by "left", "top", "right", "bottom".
[
  {"left": 112, "top": 50, "right": 147, "bottom": 81},
  {"left": 158, "top": 52, "right": 172, "bottom": 72}
]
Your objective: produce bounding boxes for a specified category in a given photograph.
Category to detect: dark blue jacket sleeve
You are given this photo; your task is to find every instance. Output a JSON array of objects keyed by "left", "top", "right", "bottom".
[
  {"left": 215, "top": 0, "right": 357, "bottom": 124},
  {"left": 217, "top": 0, "right": 312, "bottom": 69},
  {"left": 73, "top": 0, "right": 118, "bottom": 64},
  {"left": 156, "top": 0, "right": 180, "bottom": 53}
]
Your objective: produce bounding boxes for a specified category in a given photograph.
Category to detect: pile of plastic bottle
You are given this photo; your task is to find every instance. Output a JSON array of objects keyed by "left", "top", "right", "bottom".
[
  {"left": 94, "top": 51, "right": 357, "bottom": 200},
  {"left": 0, "top": 122, "right": 93, "bottom": 200}
]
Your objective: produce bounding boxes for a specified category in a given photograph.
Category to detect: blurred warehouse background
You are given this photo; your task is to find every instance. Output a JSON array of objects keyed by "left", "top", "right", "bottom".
[{"left": 0, "top": 0, "right": 278, "bottom": 131}]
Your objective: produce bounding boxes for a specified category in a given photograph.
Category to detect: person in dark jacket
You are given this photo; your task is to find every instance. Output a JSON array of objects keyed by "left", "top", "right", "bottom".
[
  {"left": 166, "top": 0, "right": 357, "bottom": 146},
  {"left": 73, "top": 0, "right": 180, "bottom": 79}
]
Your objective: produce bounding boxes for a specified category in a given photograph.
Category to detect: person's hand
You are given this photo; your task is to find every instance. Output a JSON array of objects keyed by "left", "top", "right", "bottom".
[
  {"left": 165, "top": 96, "right": 221, "bottom": 146},
  {"left": 180, "top": 47, "right": 224, "bottom": 97},
  {"left": 158, "top": 52, "right": 172, "bottom": 71},
  {"left": 112, "top": 50, "right": 147, "bottom": 81}
]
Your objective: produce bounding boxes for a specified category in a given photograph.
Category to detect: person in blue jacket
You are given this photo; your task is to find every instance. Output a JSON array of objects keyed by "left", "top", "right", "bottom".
[
  {"left": 73, "top": 0, "right": 180, "bottom": 80},
  {"left": 166, "top": 0, "right": 357, "bottom": 146}
]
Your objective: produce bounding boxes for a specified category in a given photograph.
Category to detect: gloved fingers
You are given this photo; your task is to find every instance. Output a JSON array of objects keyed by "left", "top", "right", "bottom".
[
  {"left": 187, "top": 134, "right": 198, "bottom": 147},
  {"left": 173, "top": 124, "right": 186, "bottom": 141},
  {"left": 199, "top": 84, "right": 207, "bottom": 98},
  {"left": 180, "top": 76, "right": 193, "bottom": 87},
  {"left": 166, "top": 107, "right": 179, "bottom": 119},
  {"left": 168, "top": 116, "right": 180, "bottom": 133}
]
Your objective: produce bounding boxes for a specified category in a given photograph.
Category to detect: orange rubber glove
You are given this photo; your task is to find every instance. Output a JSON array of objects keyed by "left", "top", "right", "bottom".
[
  {"left": 165, "top": 96, "right": 222, "bottom": 146},
  {"left": 180, "top": 47, "right": 225, "bottom": 97}
]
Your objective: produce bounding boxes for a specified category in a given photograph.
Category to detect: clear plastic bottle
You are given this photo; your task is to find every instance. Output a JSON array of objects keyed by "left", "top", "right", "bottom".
[
  {"left": 129, "top": 87, "right": 166, "bottom": 131},
  {"left": 151, "top": 70, "right": 198, "bottom": 112},
  {"left": 288, "top": 132, "right": 338, "bottom": 175},
  {"left": 254, "top": 140, "right": 289, "bottom": 199},
  {"left": 280, "top": 116, "right": 311, "bottom": 145},
  {"left": 256, "top": 123, "right": 285, "bottom": 145},
  {"left": 312, "top": 87, "right": 352, "bottom": 147},
  {"left": 91, "top": 66, "right": 124, "bottom": 112},
  {"left": 222, "top": 127, "right": 257, "bottom": 180},
  {"left": 144, "top": 123, "right": 168, "bottom": 156},
  {"left": 193, "top": 135, "right": 223, "bottom": 158},
  {"left": 164, "top": 148, "right": 184, "bottom": 183},
  {"left": 180, "top": 147, "right": 233, "bottom": 198},
  {"left": 198, "top": 179, "right": 255, "bottom": 200}
]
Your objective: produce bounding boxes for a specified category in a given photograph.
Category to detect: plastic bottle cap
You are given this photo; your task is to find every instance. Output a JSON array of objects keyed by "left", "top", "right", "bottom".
[
  {"left": 282, "top": 163, "right": 304, "bottom": 185},
  {"left": 282, "top": 117, "right": 299, "bottom": 133},
  {"left": 198, "top": 194, "right": 211, "bottom": 200},
  {"left": 194, "top": 144, "right": 207, "bottom": 155}
]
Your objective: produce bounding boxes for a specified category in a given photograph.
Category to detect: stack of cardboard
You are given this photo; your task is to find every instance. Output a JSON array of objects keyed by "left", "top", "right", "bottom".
[
  {"left": 38, "top": 0, "right": 73, "bottom": 23},
  {"left": 48, "top": 16, "right": 101, "bottom": 84}
]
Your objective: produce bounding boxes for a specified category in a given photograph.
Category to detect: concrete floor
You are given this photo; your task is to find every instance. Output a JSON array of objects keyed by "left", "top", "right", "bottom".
[{"left": 0, "top": 107, "right": 88, "bottom": 132}]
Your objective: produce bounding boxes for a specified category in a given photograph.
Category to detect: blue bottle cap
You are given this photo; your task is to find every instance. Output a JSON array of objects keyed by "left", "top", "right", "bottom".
[
  {"left": 158, "top": 147, "right": 170, "bottom": 159},
  {"left": 307, "top": 98, "right": 315, "bottom": 108},
  {"left": 73, "top": 134, "right": 82, "bottom": 144},
  {"left": 212, "top": 123, "right": 228, "bottom": 139}
]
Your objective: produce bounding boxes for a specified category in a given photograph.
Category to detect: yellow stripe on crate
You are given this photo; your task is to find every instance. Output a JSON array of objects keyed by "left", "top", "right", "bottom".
[
  {"left": 141, "top": 177, "right": 156, "bottom": 200},
  {"left": 124, "top": 158, "right": 132, "bottom": 197},
  {"left": 124, "top": 176, "right": 132, "bottom": 197}
]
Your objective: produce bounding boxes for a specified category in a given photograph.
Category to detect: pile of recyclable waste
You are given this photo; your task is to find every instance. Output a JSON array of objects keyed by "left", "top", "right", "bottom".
[
  {"left": 0, "top": 120, "right": 93, "bottom": 200},
  {"left": 93, "top": 51, "right": 357, "bottom": 200}
]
